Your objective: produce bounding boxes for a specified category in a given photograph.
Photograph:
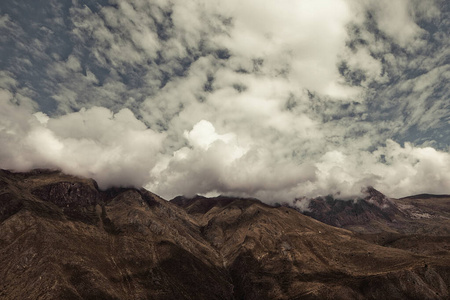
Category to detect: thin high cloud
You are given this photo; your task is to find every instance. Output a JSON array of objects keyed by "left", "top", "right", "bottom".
[{"left": 0, "top": 0, "right": 448, "bottom": 202}]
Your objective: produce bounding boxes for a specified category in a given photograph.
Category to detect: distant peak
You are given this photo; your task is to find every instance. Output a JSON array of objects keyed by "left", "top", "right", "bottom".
[
  {"left": 362, "top": 186, "right": 392, "bottom": 209},
  {"left": 362, "top": 186, "right": 383, "bottom": 197}
]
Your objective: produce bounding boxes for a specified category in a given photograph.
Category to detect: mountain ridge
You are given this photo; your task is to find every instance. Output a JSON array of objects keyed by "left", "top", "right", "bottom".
[{"left": 1, "top": 169, "right": 450, "bottom": 299}]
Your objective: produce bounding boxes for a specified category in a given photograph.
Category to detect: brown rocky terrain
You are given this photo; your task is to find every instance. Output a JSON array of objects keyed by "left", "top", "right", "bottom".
[
  {"left": 296, "top": 187, "right": 403, "bottom": 233},
  {"left": 297, "top": 187, "right": 450, "bottom": 235},
  {"left": 1, "top": 169, "right": 450, "bottom": 299},
  {"left": 296, "top": 187, "right": 450, "bottom": 263}
]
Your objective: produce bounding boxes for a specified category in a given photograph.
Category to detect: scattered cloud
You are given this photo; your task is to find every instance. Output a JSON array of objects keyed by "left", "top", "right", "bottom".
[{"left": 0, "top": 0, "right": 448, "bottom": 201}]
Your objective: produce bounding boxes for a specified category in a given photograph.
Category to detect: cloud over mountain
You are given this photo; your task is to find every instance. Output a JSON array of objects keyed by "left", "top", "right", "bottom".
[
  {"left": 0, "top": 0, "right": 448, "bottom": 202},
  {"left": 0, "top": 99, "right": 164, "bottom": 188}
]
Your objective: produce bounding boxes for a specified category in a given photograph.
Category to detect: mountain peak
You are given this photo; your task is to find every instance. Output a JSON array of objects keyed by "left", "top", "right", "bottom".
[{"left": 362, "top": 186, "right": 394, "bottom": 209}]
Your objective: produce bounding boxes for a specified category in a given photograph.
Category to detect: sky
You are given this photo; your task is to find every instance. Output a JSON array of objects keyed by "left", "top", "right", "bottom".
[{"left": 0, "top": 0, "right": 449, "bottom": 204}]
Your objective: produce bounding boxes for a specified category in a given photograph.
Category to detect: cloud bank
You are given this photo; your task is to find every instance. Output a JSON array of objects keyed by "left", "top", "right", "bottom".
[
  {"left": 0, "top": 0, "right": 449, "bottom": 202},
  {"left": 0, "top": 96, "right": 164, "bottom": 188}
]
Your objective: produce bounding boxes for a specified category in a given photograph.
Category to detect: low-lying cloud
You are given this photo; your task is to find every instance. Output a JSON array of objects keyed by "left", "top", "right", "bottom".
[
  {"left": 147, "top": 119, "right": 450, "bottom": 201},
  {"left": 0, "top": 96, "right": 165, "bottom": 189}
]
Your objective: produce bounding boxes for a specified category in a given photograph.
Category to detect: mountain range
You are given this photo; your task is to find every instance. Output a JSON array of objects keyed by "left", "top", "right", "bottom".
[{"left": 1, "top": 169, "right": 449, "bottom": 299}]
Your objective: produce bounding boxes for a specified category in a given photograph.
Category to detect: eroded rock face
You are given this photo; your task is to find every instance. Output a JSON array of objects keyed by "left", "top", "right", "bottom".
[{"left": 1, "top": 170, "right": 450, "bottom": 299}]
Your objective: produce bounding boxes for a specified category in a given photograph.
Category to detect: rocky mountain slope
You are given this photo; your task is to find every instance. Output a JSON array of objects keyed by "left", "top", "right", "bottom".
[
  {"left": 296, "top": 187, "right": 402, "bottom": 232},
  {"left": 297, "top": 187, "right": 450, "bottom": 235},
  {"left": 1, "top": 170, "right": 450, "bottom": 299},
  {"left": 294, "top": 187, "right": 450, "bottom": 260}
]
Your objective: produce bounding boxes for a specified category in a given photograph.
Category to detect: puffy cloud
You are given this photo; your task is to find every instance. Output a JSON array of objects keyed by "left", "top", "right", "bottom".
[
  {"left": 148, "top": 120, "right": 450, "bottom": 202},
  {"left": 210, "top": 0, "right": 358, "bottom": 99},
  {"left": 308, "top": 140, "right": 450, "bottom": 199},
  {"left": 0, "top": 97, "right": 165, "bottom": 188},
  {"left": 0, "top": 0, "right": 449, "bottom": 202},
  {"left": 360, "top": 0, "right": 424, "bottom": 47}
]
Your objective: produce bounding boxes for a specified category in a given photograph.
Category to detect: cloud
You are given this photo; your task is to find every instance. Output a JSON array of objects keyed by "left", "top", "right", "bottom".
[
  {"left": 210, "top": 0, "right": 361, "bottom": 100},
  {"left": 360, "top": 0, "right": 425, "bottom": 47},
  {"left": 0, "top": 0, "right": 449, "bottom": 202},
  {"left": 309, "top": 140, "right": 450, "bottom": 199},
  {"left": 0, "top": 97, "right": 165, "bottom": 188},
  {"left": 148, "top": 120, "right": 450, "bottom": 202}
]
